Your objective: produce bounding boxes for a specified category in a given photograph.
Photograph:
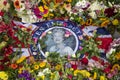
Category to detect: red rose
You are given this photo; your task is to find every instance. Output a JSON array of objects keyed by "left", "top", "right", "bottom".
[
  {"left": 103, "top": 66, "right": 111, "bottom": 74},
  {"left": 4, "top": 46, "right": 13, "bottom": 56},
  {"left": 71, "top": 64, "right": 77, "bottom": 70},
  {"left": 81, "top": 57, "right": 88, "bottom": 65},
  {"left": 0, "top": 65, "right": 4, "bottom": 70},
  {"left": 59, "top": 71, "right": 63, "bottom": 76},
  {"left": 0, "top": 11, "right": 4, "bottom": 16},
  {"left": 91, "top": 56, "right": 98, "bottom": 61}
]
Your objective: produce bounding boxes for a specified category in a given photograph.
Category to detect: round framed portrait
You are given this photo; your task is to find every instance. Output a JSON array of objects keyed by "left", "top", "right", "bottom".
[{"left": 30, "top": 20, "right": 83, "bottom": 58}]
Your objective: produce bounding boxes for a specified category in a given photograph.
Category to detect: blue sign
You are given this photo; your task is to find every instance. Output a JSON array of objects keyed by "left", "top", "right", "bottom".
[{"left": 30, "top": 20, "right": 83, "bottom": 58}]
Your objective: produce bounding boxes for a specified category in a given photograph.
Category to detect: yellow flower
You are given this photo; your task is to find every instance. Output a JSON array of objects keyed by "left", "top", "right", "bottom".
[
  {"left": 36, "top": 75, "right": 45, "bottom": 80},
  {"left": 0, "top": 71, "right": 8, "bottom": 80},
  {"left": 112, "top": 19, "right": 119, "bottom": 25},
  {"left": 34, "top": 64, "right": 39, "bottom": 70},
  {"left": 80, "top": 18, "right": 85, "bottom": 25},
  {"left": 101, "top": 20, "right": 110, "bottom": 27},
  {"left": 70, "top": 68, "right": 74, "bottom": 71},
  {"left": 79, "top": 70, "right": 91, "bottom": 77},
  {"left": 86, "top": 19, "right": 93, "bottom": 26},
  {"left": 49, "top": 13, "right": 54, "bottom": 17},
  {"left": 93, "top": 72, "right": 97, "bottom": 79},
  {"left": 39, "top": 62, "right": 46, "bottom": 68},
  {"left": 42, "top": 0, "right": 47, "bottom": 4},
  {"left": 16, "top": 56, "right": 26, "bottom": 64},
  {"left": 115, "top": 52, "right": 120, "bottom": 60},
  {"left": 100, "top": 76, "right": 106, "bottom": 80},
  {"left": 55, "top": 64, "right": 61, "bottom": 71},
  {"left": 67, "top": 0, "right": 72, "bottom": 2},
  {"left": 100, "top": 18, "right": 107, "bottom": 21},
  {"left": 18, "top": 68, "right": 24, "bottom": 74},
  {"left": 44, "top": 5, "right": 49, "bottom": 10},
  {"left": 112, "top": 64, "right": 120, "bottom": 70},
  {"left": 39, "top": 6, "right": 44, "bottom": 12},
  {"left": 74, "top": 70, "right": 80, "bottom": 76},
  {"left": 40, "top": 75, "right": 45, "bottom": 80}
]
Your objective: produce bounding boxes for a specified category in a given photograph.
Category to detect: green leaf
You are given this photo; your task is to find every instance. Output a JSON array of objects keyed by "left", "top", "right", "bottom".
[{"left": 53, "top": 71, "right": 60, "bottom": 80}]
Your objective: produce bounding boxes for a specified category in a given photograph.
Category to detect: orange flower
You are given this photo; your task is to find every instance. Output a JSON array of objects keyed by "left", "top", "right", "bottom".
[
  {"left": 14, "top": 0, "right": 20, "bottom": 9},
  {"left": 54, "top": 0, "right": 63, "bottom": 4},
  {"left": 101, "top": 20, "right": 110, "bottom": 27},
  {"left": 10, "top": 63, "right": 18, "bottom": 69}
]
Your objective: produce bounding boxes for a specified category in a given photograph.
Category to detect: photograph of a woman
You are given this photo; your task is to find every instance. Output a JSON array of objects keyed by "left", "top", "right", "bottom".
[
  {"left": 39, "top": 27, "right": 77, "bottom": 57},
  {"left": 49, "top": 28, "right": 74, "bottom": 56}
]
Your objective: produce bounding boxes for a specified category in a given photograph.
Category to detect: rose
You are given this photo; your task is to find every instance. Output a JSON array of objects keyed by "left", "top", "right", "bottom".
[{"left": 81, "top": 57, "right": 88, "bottom": 65}]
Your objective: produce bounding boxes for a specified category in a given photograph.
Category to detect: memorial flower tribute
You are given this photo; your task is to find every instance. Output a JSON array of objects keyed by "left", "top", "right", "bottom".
[{"left": 0, "top": 0, "right": 120, "bottom": 80}]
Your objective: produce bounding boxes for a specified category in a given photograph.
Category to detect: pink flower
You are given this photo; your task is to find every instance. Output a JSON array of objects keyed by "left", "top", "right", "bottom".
[
  {"left": 33, "top": 7, "right": 42, "bottom": 19},
  {"left": 63, "top": 22, "right": 67, "bottom": 27},
  {"left": 33, "top": 38, "right": 38, "bottom": 43}
]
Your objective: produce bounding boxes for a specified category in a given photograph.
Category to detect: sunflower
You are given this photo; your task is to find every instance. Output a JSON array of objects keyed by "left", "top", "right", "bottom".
[
  {"left": 112, "top": 64, "right": 120, "bottom": 70},
  {"left": 39, "top": 61, "right": 46, "bottom": 68},
  {"left": 14, "top": 0, "right": 21, "bottom": 9},
  {"left": 115, "top": 52, "right": 120, "bottom": 60},
  {"left": 55, "top": 64, "right": 61, "bottom": 71},
  {"left": 101, "top": 20, "right": 110, "bottom": 27},
  {"left": 34, "top": 64, "right": 39, "bottom": 70},
  {"left": 86, "top": 19, "right": 93, "bottom": 26}
]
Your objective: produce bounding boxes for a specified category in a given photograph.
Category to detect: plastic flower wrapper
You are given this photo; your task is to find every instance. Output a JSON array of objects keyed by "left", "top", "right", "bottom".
[{"left": 106, "top": 38, "right": 120, "bottom": 62}]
